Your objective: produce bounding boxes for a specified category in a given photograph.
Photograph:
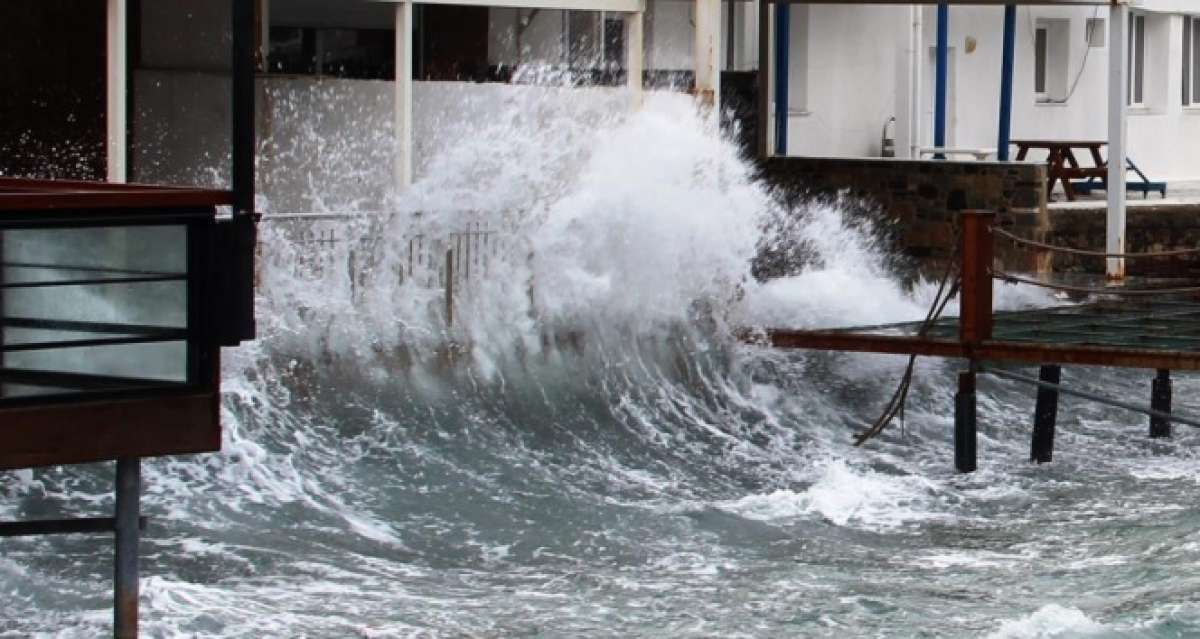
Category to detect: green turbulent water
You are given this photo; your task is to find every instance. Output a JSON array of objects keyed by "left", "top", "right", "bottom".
[{"left": 3, "top": 335, "right": 1200, "bottom": 638}]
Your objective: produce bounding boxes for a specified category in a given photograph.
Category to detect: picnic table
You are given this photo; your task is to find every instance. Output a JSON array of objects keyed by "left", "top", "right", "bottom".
[{"left": 1012, "top": 139, "right": 1107, "bottom": 201}]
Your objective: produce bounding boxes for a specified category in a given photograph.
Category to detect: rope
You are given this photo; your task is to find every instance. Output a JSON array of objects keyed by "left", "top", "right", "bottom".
[
  {"left": 854, "top": 238, "right": 961, "bottom": 447},
  {"left": 993, "top": 270, "right": 1200, "bottom": 296},
  {"left": 992, "top": 226, "right": 1200, "bottom": 260}
]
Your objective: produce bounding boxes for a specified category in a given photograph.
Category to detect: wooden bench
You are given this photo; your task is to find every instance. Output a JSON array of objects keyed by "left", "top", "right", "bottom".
[{"left": 919, "top": 147, "right": 997, "bottom": 161}]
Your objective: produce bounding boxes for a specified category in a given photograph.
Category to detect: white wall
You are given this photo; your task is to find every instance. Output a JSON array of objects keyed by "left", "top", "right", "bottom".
[
  {"left": 781, "top": 5, "right": 911, "bottom": 158},
  {"left": 776, "top": 4, "right": 1200, "bottom": 182}
]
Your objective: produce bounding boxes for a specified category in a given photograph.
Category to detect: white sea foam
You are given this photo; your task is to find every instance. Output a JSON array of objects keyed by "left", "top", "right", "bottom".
[
  {"left": 986, "top": 605, "right": 1107, "bottom": 638},
  {"left": 717, "top": 459, "right": 944, "bottom": 530}
]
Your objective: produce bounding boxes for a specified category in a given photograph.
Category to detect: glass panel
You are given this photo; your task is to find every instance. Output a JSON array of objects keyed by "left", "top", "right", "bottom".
[{"left": 1, "top": 225, "right": 190, "bottom": 400}]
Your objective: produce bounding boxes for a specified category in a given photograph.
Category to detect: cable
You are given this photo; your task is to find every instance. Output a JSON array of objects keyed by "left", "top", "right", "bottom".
[
  {"left": 992, "top": 226, "right": 1200, "bottom": 259},
  {"left": 855, "top": 233, "right": 961, "bottom": 447},
  {"left": 993, "top": 270, "right": 1200, "bottom": 296}
]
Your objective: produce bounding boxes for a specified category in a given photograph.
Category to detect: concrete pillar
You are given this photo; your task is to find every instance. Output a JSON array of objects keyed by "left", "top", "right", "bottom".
[
  {"left": 395, "top": 1, "right": 414, "bottom": 190},
  {"left": 1107, "top": 3, "right": 1128, "bottom": 279},
  {"left": 625, "top": 11, "right": 644, "bottom": 108},
  {"left": 106, "top": 0, "right": 127, "bottom": 183},
  {"left": 693, "top": 0, "right": 721, "bottom": 107}
]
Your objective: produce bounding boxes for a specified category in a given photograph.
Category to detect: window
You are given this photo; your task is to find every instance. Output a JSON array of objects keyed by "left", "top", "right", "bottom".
[
  {"left": 1033, "top": 20, "right": 1068, "bottom": 103},
  {"left": 1085, "top": 18, "right": 1106, "bottom": 48},
  {"left": 267, "top": 27, "right": 395, "bottom": 80},
  {"left": 1186, "top": 15, "right": 1200, "bottom": 106},
  {"left": 1128, "top": 13, "right": 1145, "bottom": 106},
  {"left": 1035, "top": 27, "right": 1048, "bottom": 99}
]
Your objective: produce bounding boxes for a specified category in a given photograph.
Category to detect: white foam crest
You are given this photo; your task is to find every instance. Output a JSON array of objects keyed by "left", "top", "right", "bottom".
[
  {"left": 716, "top": 459, "right": 945, "bottom": 530},
  {"left": 986, "top": 604, "right": 1107, "bottom": 639}
]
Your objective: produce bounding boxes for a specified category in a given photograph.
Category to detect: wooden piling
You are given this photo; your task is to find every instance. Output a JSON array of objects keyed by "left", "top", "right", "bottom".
[
  {"left": 1031, "top": 365, "right": 1060, "bottom": 463},
  {"left": 1150, "top": 368, "right": 1172, "bottom": 438},
  {"left": 958, "top": 211, "right": 995, "bottom": 344},
  {"left": 955, "top": 370, "right": 978, "bottom": 473}
]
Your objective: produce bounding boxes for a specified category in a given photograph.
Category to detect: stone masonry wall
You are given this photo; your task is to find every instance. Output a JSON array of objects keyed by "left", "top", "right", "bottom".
[
  {"left": 1044, "top": 205, "right": 1200, "bottom": 277},
  {"left": 758, "top": 157, "right": 1049, "bottom": 274}
]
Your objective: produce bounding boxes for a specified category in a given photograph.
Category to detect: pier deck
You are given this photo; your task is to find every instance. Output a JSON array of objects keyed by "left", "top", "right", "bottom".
[
  {"left": 748, "top": 210, "right": 1200, "bottom": 471},
  {"left": 757, "top": 298, "right": 1200, "bottom": 371}
]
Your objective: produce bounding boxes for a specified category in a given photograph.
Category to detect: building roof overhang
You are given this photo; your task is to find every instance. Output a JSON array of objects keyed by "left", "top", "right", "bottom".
[{"left": 765, "top": 0, "right": 1122, "bottom": 5}]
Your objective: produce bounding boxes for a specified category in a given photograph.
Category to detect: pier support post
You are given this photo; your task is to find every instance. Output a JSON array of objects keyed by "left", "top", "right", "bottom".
[
  {"left": 955, "top": 370, "right": 977, "bottom": 473},
  {"left": 1150, "top": 369, "right": 1172, "bottom": 439},
  {"left": 959, "top": 211, "right": 994, "bottom": 344},
  {"left": 1031, "top": 364, "right": 1060, "bottom": 463},
  {"left": 114, "top": 457, "right": 141, "bottom": 638}
]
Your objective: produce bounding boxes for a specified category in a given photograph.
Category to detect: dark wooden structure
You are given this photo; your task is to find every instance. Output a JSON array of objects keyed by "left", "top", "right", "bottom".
[
  {"left": 748, "top": 211, "right": 1200, "bottom": 472},
  {"left": 0, "top": 178, "right": 234, "bottom": 469},
  {"left": 0, "top": 2, "right": 257, "bottom": 637}
]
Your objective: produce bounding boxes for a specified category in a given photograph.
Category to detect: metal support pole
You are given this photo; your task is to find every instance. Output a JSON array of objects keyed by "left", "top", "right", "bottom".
[
  {"left": 773, "top": 3, "right": 790, "bottom": 155},
  {"left": 1106, "top": 3, "right": 1128, "bottom": 280},
  {"left": 1150, "top": 369, "right": 1172, "bottom": 438},
  {"left": 114, "top": 457, "right": 141, "bottom": 638},
  {"left": 934, "top": 3, "right": 949, "bottom": 157},
  {"left": 997, "top": 5, "right": 1016, "bottom": 162},
  {"left": 955, "top": 370, "right": 978, "bottom": 473},
  {"left": 226, "top": 0, "right": 258, "bottom": 344},
  {"left": 1031, "top": 364, "right": 1060, "bottom": 463}
]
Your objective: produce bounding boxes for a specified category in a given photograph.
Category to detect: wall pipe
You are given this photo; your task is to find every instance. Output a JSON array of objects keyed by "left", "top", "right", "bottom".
[
  {"left": 934, "top": 2, "right": 948, "bottom": 157},
  {"left": 997, "top": 5, "right": 1016, "bottom": 161},
  {"left": 774, "top": 3, "right": 790, "bottom": 155}
]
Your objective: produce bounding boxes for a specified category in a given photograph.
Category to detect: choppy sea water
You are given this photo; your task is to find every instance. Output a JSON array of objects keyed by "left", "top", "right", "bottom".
[{"left": 3, "top": 90, "right": 1200, "bottom": 638}]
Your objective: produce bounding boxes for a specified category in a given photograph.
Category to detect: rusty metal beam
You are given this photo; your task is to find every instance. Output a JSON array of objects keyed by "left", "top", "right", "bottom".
[
  {"left": 747, "top": 329, "right": 967, "bottom": 358},
  {"left": 745, "top": 329, "right": 1200, "bottom": 371}
]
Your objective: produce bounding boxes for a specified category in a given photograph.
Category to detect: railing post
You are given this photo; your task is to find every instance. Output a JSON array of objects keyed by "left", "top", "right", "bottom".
[
  {"left": 444, "top": 248, "right": 454, "bottom": 327},
  {"left": 959, "top": 210, "right": 995, "bottom": 344}
]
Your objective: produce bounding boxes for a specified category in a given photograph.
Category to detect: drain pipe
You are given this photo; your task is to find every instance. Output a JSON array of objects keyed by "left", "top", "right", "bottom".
[
  {"left": 909, "top": 5, "right": 922, "bottom": 159},
  {"left": 774, "top": 3, "right": 790, "bottom": 155}
]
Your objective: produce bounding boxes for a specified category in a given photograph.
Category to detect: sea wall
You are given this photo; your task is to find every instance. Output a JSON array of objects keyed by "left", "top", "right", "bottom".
[
  {"left": 1044, "top": 204, "right": 1200, "bottom": 277},
  {"left": 759, "top": 156, "right": 1049, "bottom": 273}
]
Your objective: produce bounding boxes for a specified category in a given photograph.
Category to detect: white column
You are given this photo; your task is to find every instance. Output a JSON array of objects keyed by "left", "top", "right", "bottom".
[
  {"left": 106, "top": 0, "right": 127, "bottom": 183},
  {"left": 395, "top": 1, "right": 414, "bottom": 190},
  {"left": 693, "top": 0, "right": 721, "bottom": 108},
  {"left": 625, "top": 11, "right": 644, "bottom": 109},
  {"left": 1107, "top": 3, "right": 1128, "bottom": 280}
]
